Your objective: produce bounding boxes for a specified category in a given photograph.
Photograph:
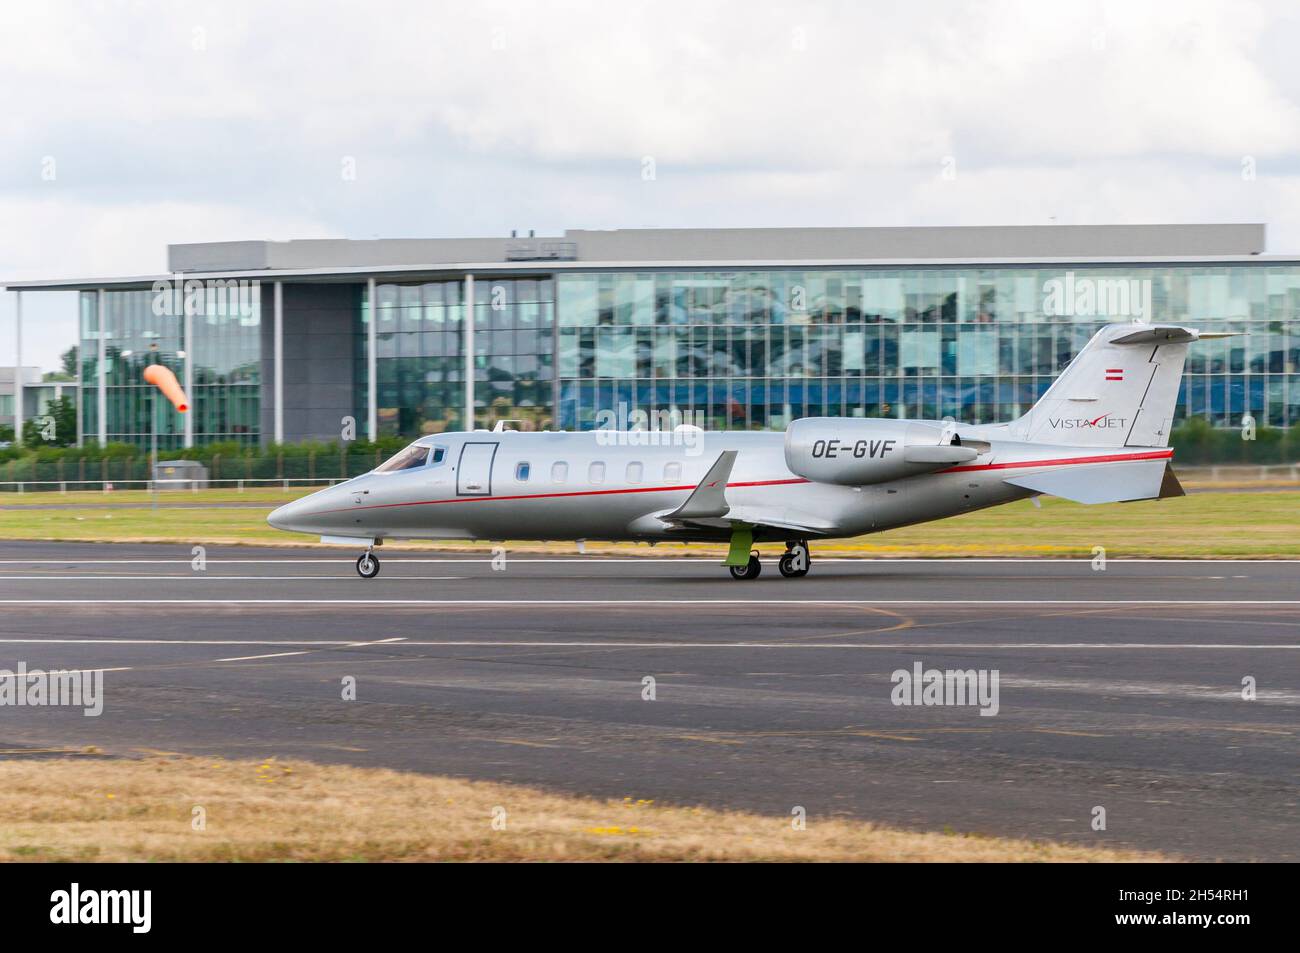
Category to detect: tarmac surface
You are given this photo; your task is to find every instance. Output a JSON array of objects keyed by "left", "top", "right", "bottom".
[{"left": 0, "top": 539, "right": 1296, "bottom": 860}]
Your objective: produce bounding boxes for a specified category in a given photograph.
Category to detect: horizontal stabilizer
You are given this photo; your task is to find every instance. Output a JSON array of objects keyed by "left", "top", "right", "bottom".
[
  {"left": 1109, "top": 326, "right": 1200, "bottom": 346},
  {"left": 1003, "top": 459, "right": 1168, "bottom": 504}
]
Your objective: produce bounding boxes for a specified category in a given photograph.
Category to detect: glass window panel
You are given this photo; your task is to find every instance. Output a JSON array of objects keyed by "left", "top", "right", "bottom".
[
  {"left": 957, "top": 327, "right": 998, "bottom": 375},
  {"left": 558, "top": 277, "right": 599, "bottom": 327},
  {"left": 900, "top": 327, "right": 940, "bottom": 373}
]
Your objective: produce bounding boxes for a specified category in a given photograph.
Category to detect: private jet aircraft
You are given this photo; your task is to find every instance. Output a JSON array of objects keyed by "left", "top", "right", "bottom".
[{"left": 268, "top": 323, "right": 1216, "bottom": 579}]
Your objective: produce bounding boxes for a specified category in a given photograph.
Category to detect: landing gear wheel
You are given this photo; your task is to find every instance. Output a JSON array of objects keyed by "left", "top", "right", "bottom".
[
  {"left": 356, "top": 552, "right": 380, "bottom": 579},
  {"left": 729, "top": 553, "right": 762, "bottom": 580},
  {"left": 779, "top": 541, "right": 810, "bottom": 578}
]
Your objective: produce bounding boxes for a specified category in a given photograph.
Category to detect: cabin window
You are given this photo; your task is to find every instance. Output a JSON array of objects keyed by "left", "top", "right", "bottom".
[
  {"left": 589, "top": 461, "right": 606, "bottom": 484},
  {"left": 626, "top": 461, "right": 643, "bottom": 484},
  {"left": 516, "top": 462, "right": 531, "bottom": 482},
  {"left": 664, "top": 461, "right": 683, "bottom": 483},
  {"left": 551, "top": 461, "right": 568, "bottom": 483}
]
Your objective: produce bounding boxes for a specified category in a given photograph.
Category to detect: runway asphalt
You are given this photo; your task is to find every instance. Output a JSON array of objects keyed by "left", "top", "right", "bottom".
[{"left": 0, "top": 539, "right": 1296, "bottom": 861}]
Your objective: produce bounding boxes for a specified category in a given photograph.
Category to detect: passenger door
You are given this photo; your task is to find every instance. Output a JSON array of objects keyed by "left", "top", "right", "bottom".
[{"left": 456, "top": 442, "right": 498, "bottom": 496}]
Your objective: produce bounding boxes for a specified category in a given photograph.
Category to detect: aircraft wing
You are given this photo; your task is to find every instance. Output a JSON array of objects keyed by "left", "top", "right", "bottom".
[
  {"left": 666, "top": 506, "right": 836, "bottom": 535},
  {"left": 650, "top": 451, "right": 835, "bottom": 535}
]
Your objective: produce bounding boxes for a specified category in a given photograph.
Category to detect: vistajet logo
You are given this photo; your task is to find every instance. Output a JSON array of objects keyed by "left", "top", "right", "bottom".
[
  {"left": 1048, "top": 414, "right": 1128, "bottom": 430},
  {"left": 50, "top": 883, "right": 151, "bottom": 933}
]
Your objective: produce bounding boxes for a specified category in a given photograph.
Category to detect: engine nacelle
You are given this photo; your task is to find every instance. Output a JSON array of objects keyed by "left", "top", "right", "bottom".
[{"left": 784, "top": 418, "right": 978, "bottom": 486}]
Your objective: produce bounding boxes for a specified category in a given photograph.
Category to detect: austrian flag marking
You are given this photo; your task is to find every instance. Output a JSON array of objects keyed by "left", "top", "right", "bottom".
[{"left": 1105, "top": 368, "right": 1124, "bottom": 381}]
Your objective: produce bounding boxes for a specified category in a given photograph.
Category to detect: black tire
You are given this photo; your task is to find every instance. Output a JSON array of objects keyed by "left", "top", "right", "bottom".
[
  {"left": 729, "top": 554, "right": 762, "bottom": 580},
  {"left": 356, "top": 552, "right": 380, "bottom": 579},
  {"left": 781, "top": 542, "right": 810, "bottom": 577}
]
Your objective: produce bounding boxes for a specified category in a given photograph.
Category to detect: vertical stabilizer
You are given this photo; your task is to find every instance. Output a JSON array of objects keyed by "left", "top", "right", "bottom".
[{"left": 1012, "top": 324, "right": 1198, "bottom": 449}]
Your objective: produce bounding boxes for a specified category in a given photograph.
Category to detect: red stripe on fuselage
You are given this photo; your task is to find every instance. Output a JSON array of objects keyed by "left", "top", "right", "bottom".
[
  {"left": 321, "top": 450, "right": 1172, "bottom": 514},
  {"left": 939, "top": 448, "right": 1173, "bottom": 474},
  {"left": 323, "top": 477, "right": 808, "bottom": 514}
]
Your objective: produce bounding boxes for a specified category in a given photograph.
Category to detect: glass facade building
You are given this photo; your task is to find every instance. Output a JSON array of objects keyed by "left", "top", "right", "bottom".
[
  {"left": 78, "top": 289, "right": 261, "bottom": 449},
  {"left": 11, "top": 227, "right": 1294, "bottom": 448},
  {"left": 555, "top": 266, "right": 1300, "bottom": 431},
  {"left": 361, "top": 277, "right": 555, "bottom": 436}
]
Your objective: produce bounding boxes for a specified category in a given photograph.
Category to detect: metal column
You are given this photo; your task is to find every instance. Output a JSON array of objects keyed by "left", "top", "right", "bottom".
[
  {"left": 273, "top": 281, "right": 284, "bottom": 444},
  {"left": 12, "top": 291, "right": 21, "bottom": 445},
  {"left": 97, "top": 289, "right": 107, "bottom": 445},
  {"left": 464, "top": 273, "right": 475, "bottom": 430},
  {"left": 366, "top": 277, "right": 377, "bottom": 441},
  {"left": 183, "top": 298, "right": 194, "bottom": 448}
]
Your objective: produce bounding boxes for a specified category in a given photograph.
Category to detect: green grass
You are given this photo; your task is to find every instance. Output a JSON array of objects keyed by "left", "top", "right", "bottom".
[
  {"left": 0, "top": 486, "right": 323, "bottom": 505},
  {"left": 1, "top": 487, "right": 1295, "bottom": 557}
]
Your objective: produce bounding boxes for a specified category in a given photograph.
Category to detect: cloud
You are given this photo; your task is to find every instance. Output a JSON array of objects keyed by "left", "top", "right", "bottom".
[
  {"left": 0, "top": 197, "right": 337, "bottom": 368},
  {"left": 3, "top": 0, "right": 1300, "bottom": 370}
]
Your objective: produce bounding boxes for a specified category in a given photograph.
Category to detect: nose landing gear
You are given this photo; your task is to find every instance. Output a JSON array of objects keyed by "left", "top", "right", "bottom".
[
  {"left": 728, "top": 552, "right": 762, "bottom": 580},
  {"left": 778, "top": 540, "right": 811, "bottom": 578},
  {"left": 356, "top": 549, "right": 381, "bottom": 579}
]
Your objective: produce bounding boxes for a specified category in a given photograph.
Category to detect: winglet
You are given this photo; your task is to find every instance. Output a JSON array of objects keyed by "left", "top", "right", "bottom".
[{"left": 663, "top": 450, "right": 737, "bottom": 520}]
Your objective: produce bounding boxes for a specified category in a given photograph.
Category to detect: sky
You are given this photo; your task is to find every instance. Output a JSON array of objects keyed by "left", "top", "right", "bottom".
[{"left": 3, "top": 0, "right": 1300, "bottom": 370}]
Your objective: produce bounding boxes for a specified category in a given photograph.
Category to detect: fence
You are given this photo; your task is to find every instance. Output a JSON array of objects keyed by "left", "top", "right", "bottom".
[
  {"left": 0, "top": 478, "right": 349, "bottom": 494},
  {"left": 1176, "top": 464, "right": 1300, "bottom": 483},
  {"left": 0, "top": 449, "right": 395, "bottom": 493}
]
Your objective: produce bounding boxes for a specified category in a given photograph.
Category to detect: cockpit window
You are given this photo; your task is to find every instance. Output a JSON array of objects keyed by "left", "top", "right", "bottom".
[
  {"left": 430, "top": 447, "right": 447, "bottom": 465},
  {"left": 374, "top": 443, "right": 430, "bottom": 473}
]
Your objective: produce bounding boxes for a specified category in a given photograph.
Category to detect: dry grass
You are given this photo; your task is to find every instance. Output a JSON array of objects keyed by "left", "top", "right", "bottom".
[
  {"left": 0, "top": 755, "right": 1164, "bottom": 863},
  {"left": 1, "top": 488, "right": 1297, "bottom": 556}
]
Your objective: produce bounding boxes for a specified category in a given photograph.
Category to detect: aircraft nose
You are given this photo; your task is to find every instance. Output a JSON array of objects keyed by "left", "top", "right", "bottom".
[
  {"left": 267, "top": 500, "right": 296, "bottom": 531},
  {"left": 268, "top": 485, "right": 354, "bottom": 533},
  {"left": 267, "top": 496, "right": 314, "bottom": 532}
]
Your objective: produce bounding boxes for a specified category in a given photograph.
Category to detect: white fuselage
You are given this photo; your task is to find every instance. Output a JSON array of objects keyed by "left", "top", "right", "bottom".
[{"left": 266, "top": 426, "right": 1172, "bottom": 544}]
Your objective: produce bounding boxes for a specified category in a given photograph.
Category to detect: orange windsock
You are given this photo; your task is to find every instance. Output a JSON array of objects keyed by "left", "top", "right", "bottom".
[{"left": 143, "top": 364, "right": 189, "bottom": 412}]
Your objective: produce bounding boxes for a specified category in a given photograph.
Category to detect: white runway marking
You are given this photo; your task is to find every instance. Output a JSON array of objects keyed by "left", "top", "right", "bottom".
[
  {"left": 215, "top": 650, "right": 312, "bottom": 662},
  {"left": 0, "top": 598, "right": 1298, "bottom": 606},
  {"left": 0, "top": 665, "right": 134, "bottom": 674},
  {"left": 0, "top": 638, "right": 1293, "bottom": 650},
  {"left": 0, "top": 575, "right": 464, "bottom": 581},
  {"left": 0, "top": 557, "right": 1297, "bottom": 565},
  {"left": 214, "top": 637, "right": 407, "bottom": 661}
]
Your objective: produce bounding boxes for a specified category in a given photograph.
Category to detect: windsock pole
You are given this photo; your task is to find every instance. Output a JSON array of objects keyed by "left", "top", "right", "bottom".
[{"left": 141, "top": 363, "right": 190, "bottom": 511}]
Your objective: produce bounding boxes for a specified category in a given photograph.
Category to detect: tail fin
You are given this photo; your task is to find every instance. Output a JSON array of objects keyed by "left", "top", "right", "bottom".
[{"left": 1012, "top": 324, "right": 1204, "bottom": 449}]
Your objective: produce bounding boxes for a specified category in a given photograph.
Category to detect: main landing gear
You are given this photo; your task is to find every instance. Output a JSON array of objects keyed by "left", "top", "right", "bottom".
[
  {"left": 723, "top": 528, "right": 812, "bottom": 581},
  {"left": 356, "top": 548, "right": 381, "bottom": 579},
  {"left": 778, "top": 540, "right": 811, "bottom": 578}
]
